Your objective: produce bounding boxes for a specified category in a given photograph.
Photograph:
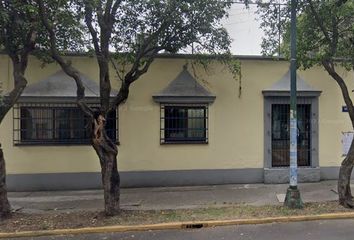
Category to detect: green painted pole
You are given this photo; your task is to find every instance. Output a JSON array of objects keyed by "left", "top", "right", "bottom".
[{"left": 284, "top": 0, "right": 303, "bottom": 209}]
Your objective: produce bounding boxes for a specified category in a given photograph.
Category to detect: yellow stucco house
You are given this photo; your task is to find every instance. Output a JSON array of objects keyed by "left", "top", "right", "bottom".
[{"left": 0, "top": 53, "right": 353, "bottom": 190}]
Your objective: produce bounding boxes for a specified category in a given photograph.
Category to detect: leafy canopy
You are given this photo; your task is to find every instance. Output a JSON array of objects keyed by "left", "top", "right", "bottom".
[
  {"left": 80, "top": 0, "right": 232, "bottom": 55},
  {"left": 0, "top": 0, "right": 39, "bottom": 114},
  {"left": 0, "top": 1, "right": 37, "bottom": 54},
  {"left": 38, "top": 0, "right": 240, "bottom": 112},
  {"left": 258, "top": 0, "right": 354, "bottom": 70}
]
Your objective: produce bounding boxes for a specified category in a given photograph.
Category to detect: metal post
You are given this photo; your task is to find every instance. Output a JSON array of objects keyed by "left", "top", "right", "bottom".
[{"left": 284, "top": 0, "right": 303, "bottom": 209}]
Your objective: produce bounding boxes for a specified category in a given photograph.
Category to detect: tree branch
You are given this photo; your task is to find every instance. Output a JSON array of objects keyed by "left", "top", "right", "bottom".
[
  {"left": 110, "top": 58, "right": 124, "bottom": 82},
  {"left": 0, "top": 1, "right": 38, "bottom": 122},
  {"left": 306, "top": 0, "right": 332, "bottom": 45},
  {"left": 19, "top": 30, "right": 37, "bottom": 73},
  {"left": 84, "top": 2, "right": 113, "bottom": 114},
  {"left": 111, "top": 0, "right": 122, "bottom": 19},
  {"left": 37, "top": 0, "right": 93, "bottom": 117},
  {"left": 109, "top": 48, "right": 159, "bottom": 109},
  {"left": 104, "top": 0, "right": 114, "bottom": 19},
  {"left": 108, "top": 17, "right": 173, "bottom": 110},
  {"left": 123, "top": 21, "right": 169, "bottom": 82},
  {"left": 84, "top": 3, "right": 101, "bottom": 54},
  {"left": 322, "top": 59, "right": 354, "bottom": 128},
  {"left": 335, "top": 0, "right": 348, "bottom": 7},
  {"left": 0, "top": 62, "right": 27, "bottom": 123}
]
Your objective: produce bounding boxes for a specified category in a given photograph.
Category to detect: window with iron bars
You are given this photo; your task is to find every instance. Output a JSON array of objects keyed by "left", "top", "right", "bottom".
[
  {"left": 160, "top": 105, "right": 208, "bottom": 144},
  {"left": 13, "top": 103, "right": 118, "bottom": 145}
]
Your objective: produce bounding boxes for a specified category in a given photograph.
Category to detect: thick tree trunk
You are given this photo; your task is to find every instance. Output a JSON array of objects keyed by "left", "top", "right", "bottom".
[
  {"left": 92, "top": 113, "right": 120, "bottom": 216},
  {"left": 338, "top": 140, "right": 354, "bottom": 208},
  {"left": 96, "top": 146, "right": 120, "bottom": 216},
  {"left": 0, "top": 143, "right": 11, "bottom": 219}
]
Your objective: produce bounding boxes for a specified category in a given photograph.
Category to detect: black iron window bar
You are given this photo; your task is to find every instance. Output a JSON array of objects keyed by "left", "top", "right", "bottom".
[
  {"left": 160, "top": 104, "right": 208, "bottom": 144},
  {"left": 13, "top": 102, "right": 118, "bottom": 145}
]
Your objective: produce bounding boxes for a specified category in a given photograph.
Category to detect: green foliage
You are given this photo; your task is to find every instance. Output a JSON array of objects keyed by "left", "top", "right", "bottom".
[
  {"left": 33, "top": 0, "right": 87, "bottom": 65},
  {"left": 105, "top": 0, "right": 232, "bottom": 55},
  {"left": 0, "top": 0, "right": 82, "bottom": 65},
  {"left": 0, "top": 0, "right": 38, "bottom": 55},
  {"left": 257, "top": 0, "right": 290, "bottom": 57},
  {"left": 3, "top": 0, "right": 243, "bottom": 100},
  {"left": 36, "top": 0, "right": 242, "bottom": 99},
  {"left": 258, "top": 0, "right": 354, "bottom": 70},
  {"left": 79, "top": 0, "right": 241, "bottom": 96}
]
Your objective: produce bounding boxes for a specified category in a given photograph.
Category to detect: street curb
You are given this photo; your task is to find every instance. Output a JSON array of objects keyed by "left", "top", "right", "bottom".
[{"left": 1, "top": 212, "right": 354, "bottom": 238}]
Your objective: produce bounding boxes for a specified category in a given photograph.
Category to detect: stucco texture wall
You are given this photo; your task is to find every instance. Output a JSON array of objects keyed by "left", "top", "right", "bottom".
[
  {"left": 0, "top": 54, "right": 352, "bottom": 175},
  {"left": 301, "top": 67, "right": 354, "bottom": 167}
]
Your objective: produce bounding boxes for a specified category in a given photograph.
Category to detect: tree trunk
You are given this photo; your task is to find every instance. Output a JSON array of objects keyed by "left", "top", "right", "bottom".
[
  {"left": 338, "top": 140, "right": 354, "bottom": 208},
  {"left": 0, "top": 143, "right": 11, "bottom": 219},
  {"left": 92, "top": 113, "right": 120, "bottom": 216},
  {"left": 321, "top": 61, "right": 354, "bottom": 208},
  {"left": 97, "top": 146, "right": 120, "bottom": 216}
]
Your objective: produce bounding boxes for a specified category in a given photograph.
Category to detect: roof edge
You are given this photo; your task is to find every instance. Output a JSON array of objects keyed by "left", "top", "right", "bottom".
[
  {"left": 0, "top": 51, "right": 287, "bottom": 61},
  {"left": 152, "top": 96, "right": 216, "bottom": 104},
  {"left": 16, "top": 96, "right": 117, "bottom": 103},
  {"left": 262, "top": 90, "right": 322, "bottom": 97}
]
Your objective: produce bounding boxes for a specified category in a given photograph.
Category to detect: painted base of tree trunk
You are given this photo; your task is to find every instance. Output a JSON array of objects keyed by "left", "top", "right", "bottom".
[{"left": 0, "top": 144, "right": 11, "bottom": 220}]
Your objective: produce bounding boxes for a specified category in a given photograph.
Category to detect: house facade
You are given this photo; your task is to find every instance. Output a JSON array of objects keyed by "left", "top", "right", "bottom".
[{"left": 0, "top": 54, "right": 353, "bottom": 191}]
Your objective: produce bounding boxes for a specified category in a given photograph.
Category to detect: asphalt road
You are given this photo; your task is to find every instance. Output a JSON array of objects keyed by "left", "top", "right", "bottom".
[{"left": 10, "top": 219, "right": 354, "bottom": 240}]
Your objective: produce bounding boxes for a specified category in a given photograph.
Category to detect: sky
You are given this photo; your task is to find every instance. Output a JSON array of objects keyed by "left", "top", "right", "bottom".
[{"left": 222, "top": 4, "right": 264, "bottom": 55}]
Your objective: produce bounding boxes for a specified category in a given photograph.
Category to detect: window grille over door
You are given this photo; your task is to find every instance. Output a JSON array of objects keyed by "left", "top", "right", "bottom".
[{"left": 271, "top": 104, "right": 311, "bottom": 167}]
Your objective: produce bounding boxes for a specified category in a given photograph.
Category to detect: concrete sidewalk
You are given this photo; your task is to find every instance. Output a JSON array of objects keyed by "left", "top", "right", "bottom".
[{"left": 7, "top": 180, "right": 340, "bottom": 214}]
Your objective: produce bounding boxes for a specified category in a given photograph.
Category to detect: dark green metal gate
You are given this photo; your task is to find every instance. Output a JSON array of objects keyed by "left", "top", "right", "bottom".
[{"left": 271, "top": 104, "right": 311, "bottom": 167}]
